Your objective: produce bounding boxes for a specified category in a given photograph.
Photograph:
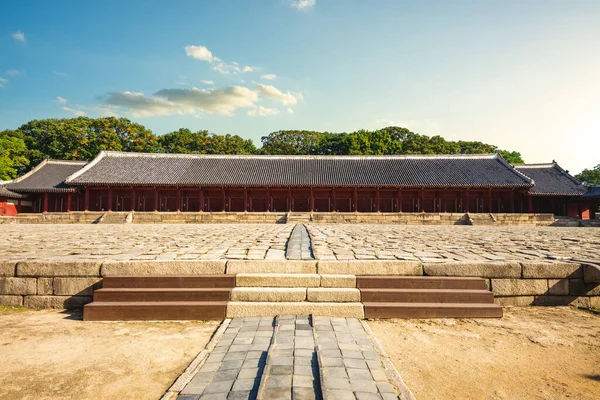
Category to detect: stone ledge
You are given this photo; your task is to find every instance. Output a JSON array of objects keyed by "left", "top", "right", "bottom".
[
  {"left": 235, "top": 273, "right": 321, "bottom": 288},
  {"left": 226, "top": 301, "right": 364, "bottom": 318},
  {"left": 23, "top": 295, "right": 92, "bottom": 309},
  {"left": 307, "top": 288, "right": 361, "bottom": 302},
  {"left": 0, "top": 262, "right": 16, "bottom": 277},
  {"left": 226, "top": 260, "right": 317, "bottom": 274},
  {"left": 320, "top": 274, "right": 356, "bottom": 288},
  {"left": 0, "top": 277, "right": 37, "bottom": 295},
  {"left": 231, "top": 287, "right": 307, "bottom": 302},
  {"left": 583, "top": 264, "right": 600, "bottom": 283},
  {"left": 0, "top": 295, "right": 24, "bottom": 306},
  {"left": 491, "top": 279, "right": 548, "bottom": 296},
  {"left": 100, "top": 260, "right": 226, "bottom": 276},
  {"left": 521, "top": 262, "right": 583, "bottom": 279},
  {"left": 318, "top": 260, "right": 422, "bottom": 276},
  {"left": 53, "top": 277, "right": 103, "bottom": 296},
  {"left": 494, "top": 296, "right": 535, "bottom": 306},
  {"left": 17, "top": 261, "right": 102, "bottom": 277},
  {"left": 424, "top": 262, "right": 521, "bottom": 278}
]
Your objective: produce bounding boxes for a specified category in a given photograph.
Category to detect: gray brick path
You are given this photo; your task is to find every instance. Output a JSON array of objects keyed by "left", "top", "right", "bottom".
[
  {"left": 286, "top": 224, "right": 315, "bottom": 260},
  {"left": 178, "top": 316, "right": 401, "bottom": 400}
]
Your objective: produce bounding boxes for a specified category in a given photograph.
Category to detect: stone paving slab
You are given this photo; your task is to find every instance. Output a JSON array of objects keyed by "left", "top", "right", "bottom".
[
  {"left": 307, "top": 225, "right": 600, "bottom": 263},
  {"left": 177, "top": 316, "right": 401, "bottom": 400},
  {"left": 0, "top": 224, "right": 598, "bottom": 264}
]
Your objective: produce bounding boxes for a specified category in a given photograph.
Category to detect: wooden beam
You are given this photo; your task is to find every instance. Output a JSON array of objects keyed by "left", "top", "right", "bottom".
[
  {"left": 131, "top": 188, "right": 136, "bottom": 211},
  {"left": 244, "top": 187, "right": 248, "bottom": 212},
  {"left": 67, "top": 193, "right": 72, "bottom": 213},
  {"left": 84, "top": 188, "right": 90, "bottom": 211},
  {"left": 222, "top": 188, "right": 226, "bottom": 212},
  {"left": 154, "top": 188, "right": 159, "bottom": 212},
  {"left": 310, "top": 187, "right": 314, "bottom": 212},
  {"left": 43, "top": 193, "right": 48, "bottom": 213},
  {"left": 332, "top": 187, "right": 337, "bottom": 212},
  {"left": 176, "top": 188, "right": 181, "bottom": 212},
  {"left": 397, "top": 189, "right": 402, "bottom": 213},
  {"left": 354, "top": 187, "right": 358, "bottom": 212},
  {"left": 376, "top": 188, "right": 381, "bottom": 213},
  {"left": 199, "top": 188, "right": 204, "bottom": 212},
  {"left": 107, "top": 188, "right": 113, "bottom": 211},
  {"left": 266, "top": 188, "right": 271, "bottom": 212}
]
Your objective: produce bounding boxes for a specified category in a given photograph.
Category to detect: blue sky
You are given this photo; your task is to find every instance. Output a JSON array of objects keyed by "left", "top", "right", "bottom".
[{"left": 1, "top": 0, "right": 599, "bottom": 173}]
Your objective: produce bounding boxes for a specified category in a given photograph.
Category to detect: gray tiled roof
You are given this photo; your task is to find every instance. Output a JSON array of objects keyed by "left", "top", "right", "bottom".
[
  {"left": 514, "top": 163, "right": 587, "bottom": 196},
  {"left": 66, "top": 151, "right": 533, "bottom": 188},
  {"left": 0, "top": 184, "right": 26, "bottom": 199},
  {"left": 583, "top": 185, "right": 600, "bottom": 199},
  {"left": 8, "top": 160, "right": 87, "bottom": 193}
]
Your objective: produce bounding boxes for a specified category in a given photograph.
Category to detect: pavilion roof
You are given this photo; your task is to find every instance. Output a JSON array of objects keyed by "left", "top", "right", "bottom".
[
  {"left": 583, "top": 185, "right": 600, "bottom": 199},
  {"left": 8, "top": 160, "right": 88, "bottom": 193},
  {"left": 0, "top": 183, "right": 26, "bottom": 199},
  {"left": 513, "top": 163, "right": 587, "bottom": 196},
  {"left": 66, "top": 151, "right": 534, "bottom": 189}
]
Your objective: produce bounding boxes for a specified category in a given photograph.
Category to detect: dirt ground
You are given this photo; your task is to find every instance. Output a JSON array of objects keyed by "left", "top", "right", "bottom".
[
  {"left": 370, "top": 307, "right": 600, "bottom": 400},
  {"left": 0, "top": 308, "right": 219, "bottom": 400}
]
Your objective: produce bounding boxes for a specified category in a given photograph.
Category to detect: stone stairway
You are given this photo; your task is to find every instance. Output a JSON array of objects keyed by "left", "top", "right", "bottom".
[
  {"left": 358, "top": 276, "right": 502, "bottom": 318},
  {"left": 287, "top": 212, "right": 312, "bottom": 223},
  {"left": 97, "top": 211, "right": 131, "bottom": 224},
  {"left": 83, "top": 275, "right": 235, "bottom": 321}
]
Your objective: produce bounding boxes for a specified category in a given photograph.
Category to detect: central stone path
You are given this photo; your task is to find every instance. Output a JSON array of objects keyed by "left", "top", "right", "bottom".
[{"left": 176, "top": 316, "right": 403, "bottom": 400}]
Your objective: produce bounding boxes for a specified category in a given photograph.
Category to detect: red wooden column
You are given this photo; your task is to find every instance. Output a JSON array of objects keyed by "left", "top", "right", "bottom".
[
  {"left": 309, "top": 187, "right": 314, "bottom": 212},
  {"left": 175, "top": 188, "right": 181, "bottom": 212},
  {"left": 244, "top": 188, "right": 248, "bottom": 212},
  {"left": 332, "top": 188, "right": 337, "bottom": 212},
  {"left": 488, "top": 190, "right": 493, "bottom": 213},
  {"left": 466, "top": 190, "right": 470, "bottom": 213},
  {"left": 376, "top": 188, "right": 381, "bottom": 212},
  {"left": 131, "top": 188, "right": 136, "bottom": 211},
  {"left": 397, "top": 189, "right": 402, "bottom": 213},
  {"left": 353, "top": 187, "right": 358, "bottom": 212},
  {"left": 222, "top": 188, "right": 226, "bottom": 212},
  {"left": 420, "top": 189, "right": 425, "bottom": 213},
  {"left": 288, "top": 187, "right": 292, "bottom": 212},
  {"left": 443, "top": 189, "right": 447, "bottom": 213},
  {"left": 107, "top": 188, "right": 113, "bottom": 211},
  {"left": 528, "top": 196, "right": 533, "bottom": 213},
  {"left": 43, "top": 193, "right": 49, "bottom": 213},
  {"left": 67, "top": 193, "right": 72, "bottom": 212},
  {"left": 154, "top": 188, "right": 159, "bottom": 211},
  {"left": 199, "top": 188, "right": 204, "bottom": 212},
  {"left": 84, "top": 188, "right": 90, "bottom": 211},
  {"left": 266, "top": 188, "right": 271, "bottom": 212}
]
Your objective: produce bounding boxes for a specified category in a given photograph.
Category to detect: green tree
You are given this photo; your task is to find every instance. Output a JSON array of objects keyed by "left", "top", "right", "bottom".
[
  {"left": 159, "top": 128, "right": 256, "bottom": 154},
  {"left": 0, "top": 130, "right": 29, "bottom": 180},
  {"left": 575, "top": 165, "right": 600, "bottom": 184},
  {"left": 260, "top": 130, "right": 323, "bottom": 155}
]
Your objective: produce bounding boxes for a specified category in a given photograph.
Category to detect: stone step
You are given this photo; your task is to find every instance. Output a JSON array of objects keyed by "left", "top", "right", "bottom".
[
  {"left": 231, "top": 287, "right": 361, "bottom": 303},
  {"left": 360, "top": 288, "right": 494, "bottom": 304},
  {"left": 102, "top": 275, "right": 236, "bottom": 288},
  {"left": 83, "top": 301, "right": 227, "bottom": 321},
  {"left": 226, "top": 302, "right": 364, "bottom": 318},
  {"left": 357, "top": 275, "right": 487, "bottom": 290},
  {"left": 236, "top": 273, "right": 321, "bottom": 287},
  {"left": 363, "top": 302, "right": 503, "bottom": 318},
  {"left": 93, "top": 288, "right": 232, "bottom": 302}
]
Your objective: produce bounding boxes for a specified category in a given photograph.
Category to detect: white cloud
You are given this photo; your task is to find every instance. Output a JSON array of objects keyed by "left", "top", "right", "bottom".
[
  {"left": 55, "top": 96, "right": 68, "bottom": 104},
  {"left": 290, "top": 0, "right": 315, "bottom": 10},
  {"left": 261, "top": 74, "right": 277, "bottom": 81},
  {"left": 11, "top": 30, "right": 25, "bottom": 42},
  {"left": 0, "top": 77, "right": 7, "bottom": 88},
  {"left": 201, "top": 80, "right": 214, "bottom": 85},
  {"left": 62, "top": 107, "right": 85, "bottom": 117},
  {"left": 6, "top": 70, "right": 20, "bottom": 76},
  {"left": 184, "top": 45, "right": 214, "bottom": 62},
  {"left": 103, "top": 91, "right": 191, "bottom": 118},
  {"left": 185, "top": 44, "right": 254, "bottom": 75},
  {"left": 53, "top": 71, "right": 69, "bottom": 77},
  {"left": 255, "top": 83, "right": 299, "bottom": 105},
  {"left": 287, "top": 108, "right": 294, "bottom": 114},
  {"left": 154, "top": 86, "right": 258, "bottom": 115},
  {"left": 248, "top": 106, "right": 280, "bottom": 117}
]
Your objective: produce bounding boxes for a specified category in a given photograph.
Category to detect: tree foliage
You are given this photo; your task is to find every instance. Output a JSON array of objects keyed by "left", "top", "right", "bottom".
[
  {"left": 575, "top": 165, "right": 600, "bottom": 184},
  {"left": 1, "top": 118, "right": 525, "bottom": 176}
]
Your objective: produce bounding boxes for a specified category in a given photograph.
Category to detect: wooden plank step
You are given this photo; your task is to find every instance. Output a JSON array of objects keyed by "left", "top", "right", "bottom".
[
  {"left": 363, "top": 302, "right": 503, "bottom": 319},
  {"left": 93, "top": 288, "right": 232, "bottom": 302},
  {"left": 102, "top": 275, "right": 236, "bottom": 289},
  {"left": 360, "top": 288, "right": 494, "bottom": 304},
  {"left": 357, "top": 276, "right": 487, "bottom": 290},
  {"left": 83, "top": 301, "right": 228, "bottom": 321}
]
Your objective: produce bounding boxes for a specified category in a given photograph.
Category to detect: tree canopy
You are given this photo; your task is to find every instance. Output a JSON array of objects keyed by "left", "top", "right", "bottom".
[
  {"left": 575, "top": 165, "right": 600, "bottom": 184},
  {"left": 0, "top": 117, "right": 526, "bottom": 179}
]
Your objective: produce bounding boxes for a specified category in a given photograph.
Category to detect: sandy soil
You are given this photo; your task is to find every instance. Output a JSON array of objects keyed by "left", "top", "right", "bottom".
[
  {"left": 369, "top": 307, "right": 600, "bottom": 400},
  {"left": 0, "top": 308, "right": 219, "bottom": 400}
]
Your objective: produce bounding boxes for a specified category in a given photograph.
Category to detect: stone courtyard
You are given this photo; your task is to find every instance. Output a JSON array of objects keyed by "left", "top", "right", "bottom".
[{"left": 0, "top": 224, "right": 598, "bottom": 263}]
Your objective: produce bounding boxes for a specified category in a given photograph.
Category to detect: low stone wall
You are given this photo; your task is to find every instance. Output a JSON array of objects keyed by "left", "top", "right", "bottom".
[
  {"left": 1, "top": 259, "right": 599, "bottom": 310},
  {"left": 0, "top": 211, "right": 560, "bottom": 225}
]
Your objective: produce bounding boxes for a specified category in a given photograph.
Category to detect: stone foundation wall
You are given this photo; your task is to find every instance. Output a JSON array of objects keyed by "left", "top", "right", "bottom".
[
  {"left": 1, "top": 259, "right": 599, "bottom": 310},
  {"left": 1, "top": 211, "right": 559, "bottom": 225}
]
